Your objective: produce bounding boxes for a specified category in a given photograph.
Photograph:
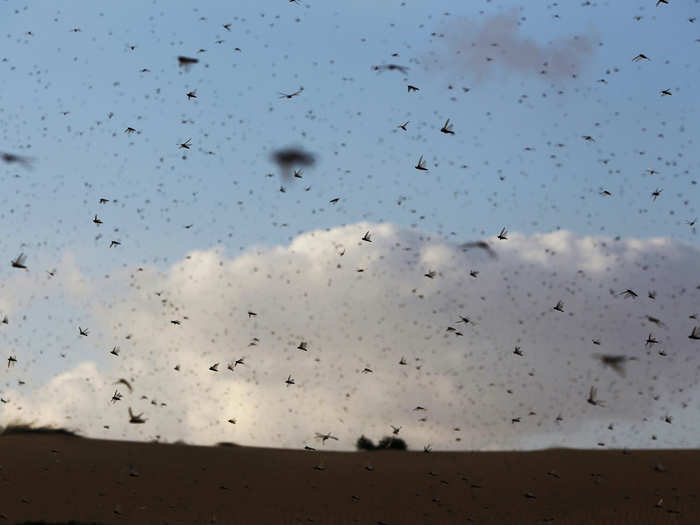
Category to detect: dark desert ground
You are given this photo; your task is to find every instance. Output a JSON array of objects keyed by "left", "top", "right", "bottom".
[{"left": 0, "top": 432, "right": 698, "bottom": 524}]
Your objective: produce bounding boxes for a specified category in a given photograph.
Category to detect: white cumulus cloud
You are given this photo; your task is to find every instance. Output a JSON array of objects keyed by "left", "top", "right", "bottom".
[{"left": 2, "top": 223, "right": 699, "bottom": 451}]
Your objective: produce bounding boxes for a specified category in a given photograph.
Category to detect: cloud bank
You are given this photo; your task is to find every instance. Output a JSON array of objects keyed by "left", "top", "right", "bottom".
[{"left": 2, "top": 223, "right": 699, "bottom": 450}]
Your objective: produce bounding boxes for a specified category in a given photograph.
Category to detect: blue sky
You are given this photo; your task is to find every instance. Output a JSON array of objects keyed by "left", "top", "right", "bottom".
[
  {"left": 1, "top": 0, "right": 699, "bottom": 449},
  {"left": 1, "top": 0, "right": 698, "bottom": 270}
]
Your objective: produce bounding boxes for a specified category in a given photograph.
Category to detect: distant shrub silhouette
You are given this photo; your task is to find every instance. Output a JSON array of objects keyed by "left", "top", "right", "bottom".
[
  {"left": 0, "top": 420, "right": 80, "bottom": 438},
  {"left": 356, "top": 434, "right": 376, "bottom": 451},
  {"left": 217, "top": 441, "right": 241, "bottom": 447},
  {"left": 356, "top": 434, "right": 408, "bottom": 451},
  {"left": 377, "top": 436, "right": 407, "bottom": 450}
]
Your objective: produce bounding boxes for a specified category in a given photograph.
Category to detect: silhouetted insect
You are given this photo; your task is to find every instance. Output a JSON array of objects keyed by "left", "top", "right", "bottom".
[
  {"left": 279, "top": 87, "right": 304, "bottom": 99},
  {"left": 11, "top": 253, "right": 27, "bottom": 270},
  {"left": 440, "top": 119, "right": 455, "bottom": 134},
  {"left": 128, "top": 407, "right": 146, "bottom": 423},
  {"left": 372, "top": 64, "right": 409, "bottom": 74},
  {"left": 178, "top": 56, "right": 199, "bottom": 70},
  {"left": 415, "top": 155, "right": 428, "bottom": 171}
]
